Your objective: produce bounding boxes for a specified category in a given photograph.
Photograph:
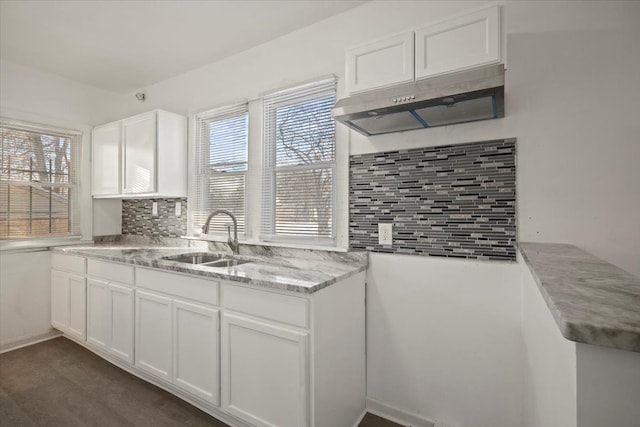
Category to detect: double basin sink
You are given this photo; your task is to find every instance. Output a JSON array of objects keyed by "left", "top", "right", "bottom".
[{"left": 161, "top": 252, "right": 252, "bottom": 268}]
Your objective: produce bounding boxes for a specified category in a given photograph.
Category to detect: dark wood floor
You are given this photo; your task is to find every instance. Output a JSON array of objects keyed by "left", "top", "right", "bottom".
[{"left": 0, "top": 338, "right": 402, "bottom": 427}]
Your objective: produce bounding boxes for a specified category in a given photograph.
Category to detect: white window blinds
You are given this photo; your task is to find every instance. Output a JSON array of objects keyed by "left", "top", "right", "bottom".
[
  {"left": 261, "top": 78, "right": 337, "bottom": 243},
  {"left": 191, "top": 104, "right": 248, "bottom": 236},
  {"left": 0, "top": 119, "right": 82, "bottom": 240}
]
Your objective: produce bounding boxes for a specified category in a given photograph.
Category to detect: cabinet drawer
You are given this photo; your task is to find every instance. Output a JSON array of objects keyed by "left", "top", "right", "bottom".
[
  {"left": 51, "top": 253, "right": 86, "bottom": 274},
  {"left": 222, "top": 284, "right": 308, "bottom": 328},
  {"left": 87, "top": 259, "right": 134, "bottom": 285},
  {"left": 136, "top": 268, "right": 219, "bottom": 306}
]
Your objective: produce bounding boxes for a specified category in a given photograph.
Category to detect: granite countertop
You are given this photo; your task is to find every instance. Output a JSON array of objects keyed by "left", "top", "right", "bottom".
[
  {"left": 53, "top": 244, "right": 367, "bottom": 294},
  {"left": 520, "top": 242, "right": 640, "bottom": 353}
]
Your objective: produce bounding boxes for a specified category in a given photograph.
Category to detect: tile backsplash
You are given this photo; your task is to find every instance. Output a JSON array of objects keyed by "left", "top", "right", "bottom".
[
  {"left": 349, "top": 139, "right": 516, "bottom": 261},
  {"left": 122, "top": 198, "right": 187, "bottom": 238}
]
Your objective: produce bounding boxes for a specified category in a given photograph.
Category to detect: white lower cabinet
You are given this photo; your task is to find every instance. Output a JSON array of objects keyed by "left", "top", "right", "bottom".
[
  {"left": 52, "top": 253, "right": 365, "bottom": 427},
  {"left": 51, "top": 269, "right": 86, "bottom": 340},
  {"left": 173, "top": 300, "right": 219, "bottom": 405},
  {"left": 135, "top": 290, "right": 173, "bottom": 381},
  {"left": 87, "top": 278, "right": 134, "bottom": 364},
  {"left": 135, "top": 288, "right": 220, "bottom": 406},
  {"left": 221, "top": 313, "right": 309, "bottom": 427},
  {"left": 107, "top": 283, "right": 134, "bottom": 363}
]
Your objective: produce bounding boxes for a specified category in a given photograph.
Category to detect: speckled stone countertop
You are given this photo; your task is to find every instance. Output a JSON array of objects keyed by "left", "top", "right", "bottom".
[
  {"left": 53, "top": 244, "right": 367, "bottom": 294},
  {"left": 520, "top": 242, "right": 640, "bottom": 353}
]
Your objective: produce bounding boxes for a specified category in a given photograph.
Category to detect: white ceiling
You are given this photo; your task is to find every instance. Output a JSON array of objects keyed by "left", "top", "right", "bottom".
[{"left": 0, "top": 0, "right": 366, "bottom": 93}]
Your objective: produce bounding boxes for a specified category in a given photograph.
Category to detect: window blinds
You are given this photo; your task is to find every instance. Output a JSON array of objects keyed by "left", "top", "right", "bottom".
[
  {"left": 191, "top": 104, "right": 248, "bottom": 236},
  {"left": 261, "top": 78, "right": 337, "bottom": 243},
  {"left": 0, "top": 119, "right": 81, "bottom": 239}
]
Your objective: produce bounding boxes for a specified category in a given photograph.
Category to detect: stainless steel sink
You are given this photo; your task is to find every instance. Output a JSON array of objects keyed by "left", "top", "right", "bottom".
[
  {"left": 161, "top": 252, "right": 227, "bottom": 264},
  {"left": 202, "top": 259, "right": 252, "bottom": 268},
  {"left": 161, "top": 252, "right": 252, "bottom": 268}
]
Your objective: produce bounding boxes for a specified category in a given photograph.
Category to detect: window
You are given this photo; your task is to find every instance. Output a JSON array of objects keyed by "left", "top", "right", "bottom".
[
  {"left": 0, "top": 119, "right": 81, "bottom": 240},
  {"left": 261, "top": 78, "right": 337, "bottom": 244},
  {"left": 190, "top": 104, "right": 248, "bottom": 236}
]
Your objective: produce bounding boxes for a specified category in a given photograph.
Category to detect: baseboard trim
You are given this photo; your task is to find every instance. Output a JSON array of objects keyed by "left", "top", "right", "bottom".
[
  {"left": 352, "top": 408, "right": 368, "bottom": 427},
  {"left": 0, "top": 329, "right": 62, "bottom": 354},
  {"left": 366, "top": 397, "right": 435, "bottom": 427}
]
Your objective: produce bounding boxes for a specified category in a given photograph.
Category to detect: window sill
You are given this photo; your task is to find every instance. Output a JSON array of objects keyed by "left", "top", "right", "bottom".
[
  {"left": 183, "top": 234, "right": 347, "bottom": 253},
  {"left": 0, "top": 237, "right": 93, "bottom": 254}
]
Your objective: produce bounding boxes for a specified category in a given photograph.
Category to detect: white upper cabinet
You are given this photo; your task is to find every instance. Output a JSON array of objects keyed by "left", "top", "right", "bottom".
[
  {"left": 415, "top": 5, "right": 501, "bottom": 79},
  {"left": 346, "top": 32, "right": 414, "bottom": 94},
  {"left": 92, "top": 109, "right": 187, "bottom": 198},
  {"left": 344, "top": 5, "right": 503, "bottom": 95},
  {"left": 122, "top": 112, "right": 156, "bottom": 195},
  {"left": 92, "top": 122, "right": 121, "bottom": 196}
]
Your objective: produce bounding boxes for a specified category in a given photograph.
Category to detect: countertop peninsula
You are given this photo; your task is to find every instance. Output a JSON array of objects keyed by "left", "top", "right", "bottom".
[{"left": 520, "top": 242, "right": 640, "bottom": 353}]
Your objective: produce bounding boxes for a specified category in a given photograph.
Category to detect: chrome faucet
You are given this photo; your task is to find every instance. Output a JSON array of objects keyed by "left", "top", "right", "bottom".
[{"left": 201, "top": 209, "right": 240, "bottom": 255}]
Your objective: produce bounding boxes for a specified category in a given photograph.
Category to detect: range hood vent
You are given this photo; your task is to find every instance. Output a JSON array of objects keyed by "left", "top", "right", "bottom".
[{"left": 332, "top": 64, "right": 505, "bottom": 136}]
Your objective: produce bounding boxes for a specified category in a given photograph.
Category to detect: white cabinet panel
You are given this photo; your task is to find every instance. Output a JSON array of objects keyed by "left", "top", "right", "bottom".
[
  {"left": 87, "top": 278, "right": 108, "bottom": 349},
  {"left": 51, "top": 270, "right": 69, "bottom": 331},
  {"left": 173, "top": 300, "right": 219, "bottom": 405},
  {"left": 346, "top": 32, "right": 414, "bottom": 94},
  {"left": 67, "top": 274, "right": 86, "bottom": 340},
  {"left": 415, "top": 5, "right": 501, "bottom": 79},
  {"left": 92, "top": 122, "right": 121, "bottom": 196},
  {"left": 122, "top": 112, "right": 156, "bottom": 194},
  {"left": 51, "top": 269, "right": 85, "bottom": 340},
  {"left": 108, "top": 283, "right": 134, "bottom": 363},
  {"left": 135, "top": 290, "right": 172, "bottom": 381},
  {"left": 51, "top": 253, "right": 86, "bottom": 274},
  {"left": 222, "top": 284, "right": 307, "bottom": 328},
  {"left": 222, "top": 313, "right": 309, "bottom": 427}
]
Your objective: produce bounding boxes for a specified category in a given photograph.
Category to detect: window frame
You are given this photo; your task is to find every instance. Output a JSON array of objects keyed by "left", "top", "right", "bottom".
[
  {"left": 260, "top": 78, "right": 338, "bottom": 246},
  {"left": 188, "top": 75, "right": 349, "bottom": 251},
  {"left": 0, "top": 117, "right": 83, "bottom": 245},
  {"left": 188, "top": 102, "right": 249, "bottom": 241}
]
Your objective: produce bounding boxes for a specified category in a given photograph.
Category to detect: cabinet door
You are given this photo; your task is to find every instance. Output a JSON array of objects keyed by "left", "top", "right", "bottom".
[
  {"left": 87, "top": 278, "right": 108, "bottom": 349},
  {"left": 415, "top": 5, "right": 501, "bottom": 79},
  {"left": 346, "top": 32, "right": 414, "bottom": 94},
  {"left": 221, "top": 313, "right": 309, "bottom": 427},
  {"left": 108, "top": 283, "right": 134, "bottom": 364},
  {"left": 122, "top": 112, "right": 156, "bottom": 194},
  {"left": 135, "top": 290, "right": 172, "bottom": 381},
  {"left": 92, "top": 122, "right": 121, "bottom": 196},
  {"left": 173, "top": 300, "right": 219, "bottom": 405},
  {"left": 67, "top": 274, "right": 86, "bottom": 340},
  {"left": 51, "top": 270, "right": 69, "bottom": 331}
]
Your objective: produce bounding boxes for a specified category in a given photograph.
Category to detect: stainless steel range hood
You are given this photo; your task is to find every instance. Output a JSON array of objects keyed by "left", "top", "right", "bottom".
[{"left": 332, "top": 64, "right": 505, "bottom": 136}]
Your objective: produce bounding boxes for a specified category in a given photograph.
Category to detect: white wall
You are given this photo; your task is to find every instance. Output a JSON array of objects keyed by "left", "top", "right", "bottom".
[
  {"left": 520, "top": 253, "right": 577, "bottom": 427},
  {"left": 367, "top": 253, "right": 522, "bottom": 427},
  {"left": 0, "top": 250, "right": 52, "bottom": 347},
  {"left": 0, "top": 60, "right": 124, "bottom": 345}
]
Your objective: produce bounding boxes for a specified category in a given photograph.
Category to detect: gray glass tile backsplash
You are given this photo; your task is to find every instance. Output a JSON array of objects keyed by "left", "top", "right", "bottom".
[
  {"left": 349, "top": 139, "right": 516, "bottom": 261},
  {"left": 122, "top": 198, "right": 187, "bottom": 238}
]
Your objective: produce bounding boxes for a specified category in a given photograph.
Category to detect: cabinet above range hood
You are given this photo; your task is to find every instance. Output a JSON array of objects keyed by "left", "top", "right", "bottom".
[{"left": 331, "top": 64, "right": 505, "bottom": 136}]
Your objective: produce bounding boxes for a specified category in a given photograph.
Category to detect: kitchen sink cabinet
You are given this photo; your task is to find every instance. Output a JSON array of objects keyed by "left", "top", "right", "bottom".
[
  {"left": 135, "top": 268, "right": 220, "bottom": 404},
  {"left": 92, "top": 109, "right": 187, "bottom": 198}
]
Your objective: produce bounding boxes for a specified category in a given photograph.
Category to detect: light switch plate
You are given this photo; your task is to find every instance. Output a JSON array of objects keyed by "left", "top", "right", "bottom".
[
  {"left": 175, "top": 201, "right": 182, "bottom": 217},
  {"left": 152, "top": 202, "right": 159, "bottom": 217},
  {"left": 378, "top": 223, "right": 392, "bottom": 245}
]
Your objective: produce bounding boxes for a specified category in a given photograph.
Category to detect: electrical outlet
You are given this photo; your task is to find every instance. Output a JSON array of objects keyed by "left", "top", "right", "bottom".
[
  {"left": 175, "top": 201, "right": 182, "bottom": 217},
  {"left": 378, "top": 223, "right": 392, "bottom": 245},
  {"left": 152, "top": 202, "right": 159, "bottom": 217}
]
